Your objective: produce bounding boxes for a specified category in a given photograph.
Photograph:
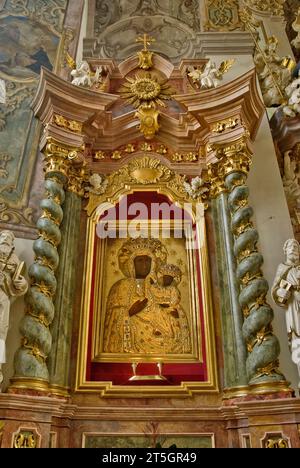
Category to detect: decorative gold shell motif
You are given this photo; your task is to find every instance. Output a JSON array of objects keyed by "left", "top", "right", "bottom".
[{"left": 129, "top": 157, "right": 168, "bottom": 184}]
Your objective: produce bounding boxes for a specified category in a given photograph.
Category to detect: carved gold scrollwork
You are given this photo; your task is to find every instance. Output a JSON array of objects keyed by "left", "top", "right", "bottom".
[
  {"left": 205, "top": 0, "right": 243, "bottom": 31},
  {"left": 265, "top": 438, "right": 289, "bottom": 448},
  {"left": 86, "top": 157, "right": 202, "bottom": 217},
  {"left": 22, "top": 338, "right": 47, "bottom": 363},
  {"left": 53, "top": 114, "right": 82, "bottom": 134},
  {"left": 212, "top": 118, "right": 239, "bottom": 134},
  {"left": 59, "top": 28, "right": 75, "bottom": 68},
  {"left": 135, "top": 103, "right": 160, "bottom": 140},
  {"left": 0, "top": 153, "right": 12, "bottom": 179},
  {"left": 14, "top": 431, "right": 38, "bottom": 449},
  {"left": 245, "top": 0, "right": 285, "bottom": 17}
]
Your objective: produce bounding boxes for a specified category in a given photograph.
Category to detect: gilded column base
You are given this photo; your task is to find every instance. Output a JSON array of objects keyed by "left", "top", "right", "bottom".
[
  {"left": 8, "top": 377, "right": 50, "bottom": 395},
  {"left": 249, "top": 380, "right": 293, "bottom": 396},
  {"left": 223, "top": 380, "right": 293, "bottom": 402},
  {"left": 49, "top": 384, "right": 70, "bottom": 398},
  {"left": 222, "top": 385, "right": 250, "bottom": 400}
]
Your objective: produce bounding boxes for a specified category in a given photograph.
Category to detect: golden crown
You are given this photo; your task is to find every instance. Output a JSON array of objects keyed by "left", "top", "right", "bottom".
[{"left": 158, "top": 263, "right": 182, "bottom": 277}]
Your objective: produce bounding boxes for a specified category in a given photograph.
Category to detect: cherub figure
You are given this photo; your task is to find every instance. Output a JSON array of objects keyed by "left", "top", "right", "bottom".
[
  {"left": 187, "top": 59, "right": 234, "bottom": 89},
  {"left": 66, "top": 54, "right": 105, "bottom": 88},
  {"left": 87, "top": 173, "right": 108, "bottom": 195}
]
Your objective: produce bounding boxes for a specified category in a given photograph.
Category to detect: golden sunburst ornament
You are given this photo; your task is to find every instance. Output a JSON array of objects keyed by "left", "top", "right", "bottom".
[{"left": 119, "top": 72, "right": 174, "bottom": 109}]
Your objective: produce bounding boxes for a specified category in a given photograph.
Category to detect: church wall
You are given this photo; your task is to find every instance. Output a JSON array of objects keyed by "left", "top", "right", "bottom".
[{"left": 76, "top": 0, "right": 88, "bottom": 63}]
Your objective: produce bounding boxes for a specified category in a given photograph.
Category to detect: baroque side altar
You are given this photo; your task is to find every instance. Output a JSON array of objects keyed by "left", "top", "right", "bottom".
[{"left": 1, "top": 19, "right": 300, "bottom": 447}]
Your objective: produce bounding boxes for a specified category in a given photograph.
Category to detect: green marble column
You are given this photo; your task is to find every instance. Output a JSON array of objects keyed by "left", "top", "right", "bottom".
[
  {"left": 210, "top": 167, "right": 248, "bottom": 389},
  {"left": 48, "top": 190, "right": 82, "bottom": 394},
  {"left": 12, "top": 140, "right": 85, "bottom": 393},
  {"left": 212, "top": 137, "right": 290, "bottom": 393}
]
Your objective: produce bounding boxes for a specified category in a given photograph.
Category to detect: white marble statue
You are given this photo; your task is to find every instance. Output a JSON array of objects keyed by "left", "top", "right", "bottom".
[
  {"left": 283, "top": 71, "right": 300, "bottom": 117},
  {"left": 291, "top": 7, "right": 300, "bottom": 50},
  {"left": 0, "top": 230, "right": 28, "bottom": 388},
  {"left": 187, "top": 59, "right": 234, "bottom": 90},
  {"left": 282, "top": 150, "right": 300, "bottom": 204},
  {"left": 71, "top": 61, "right": 104, "bottom": 89},
  {"left": 272, "top": 239, "right": 300, "bottom": 387},
  {"left": 87, "top": 173, "right": 108, "bottom": 195},
  {"left": 254, "top": 36, "right": 293, "bottom": 107},
  {"left": 0, "top": 79, "right": 5, "bottom": 104}
]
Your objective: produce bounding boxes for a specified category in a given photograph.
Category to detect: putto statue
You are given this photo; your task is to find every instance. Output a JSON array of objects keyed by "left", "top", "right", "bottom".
[
  {"left": 70, "top": 61, "right": 104, "bottom": 89},
  {"left": 0, "top": 230, "right": 28, "bottom": 388},
  {"left": 183, "top": 176, "right": 209, "bottom": 199},
  {"left": 187, "top": 59, "right": 234, "bottom": 90},
  {"left": 66, "top": 53, "right": 105, "bottom": 90},
  {"left": 87, "top": 173, "right": 108, "bottom": 196},
  {"left": 272, "top": 239, "right": 300, "bottom": 387}
]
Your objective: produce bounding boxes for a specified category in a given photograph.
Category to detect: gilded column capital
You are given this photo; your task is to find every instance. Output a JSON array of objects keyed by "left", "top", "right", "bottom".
[
  {"left": 207, "top": 162, "right": 227, "bottom": 198},
  {"left": 207, "top": 136, "right": 253, "bottom": 198},
  {"left": 43, "top": 138, "right": 87, "bottom": 197},
  {"left": 67, "top": 162, "right": 89, "bottom": 197}
]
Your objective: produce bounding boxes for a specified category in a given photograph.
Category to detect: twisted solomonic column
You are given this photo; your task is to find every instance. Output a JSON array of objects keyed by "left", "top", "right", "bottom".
[
  {"left": 212, "top": 137, "right": 289, "bottom": 391},
  {"left": 12, "top": 140, "right": 82, "bottom": 390}
]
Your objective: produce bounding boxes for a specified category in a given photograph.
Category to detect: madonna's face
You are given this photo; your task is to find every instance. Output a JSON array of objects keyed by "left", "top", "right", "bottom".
[{"left": 134, "top": 255, "right": 152, "bottom": 279}]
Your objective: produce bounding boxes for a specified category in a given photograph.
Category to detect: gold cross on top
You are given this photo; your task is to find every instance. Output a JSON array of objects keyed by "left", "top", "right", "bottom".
[{"left": 136, "top": 34, "right": 156, "bottom": 51}]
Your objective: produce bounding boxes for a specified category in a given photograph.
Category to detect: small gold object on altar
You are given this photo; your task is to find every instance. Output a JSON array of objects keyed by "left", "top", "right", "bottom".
[{"left": 129, "top": 361, "right": 167, "bottom": 381}]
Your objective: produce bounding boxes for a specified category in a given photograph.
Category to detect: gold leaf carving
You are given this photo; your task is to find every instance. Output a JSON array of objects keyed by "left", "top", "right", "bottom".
[{"left": 86, "top": 157, "right": 196, "bottom": 217}]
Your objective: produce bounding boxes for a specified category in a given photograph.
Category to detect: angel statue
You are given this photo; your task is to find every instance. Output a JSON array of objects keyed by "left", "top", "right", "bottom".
[
  {"left": 66, "top": 53, "right": 105, "bottom": 89},
  {"left": 254, "top": 36, "right": 294, "bottom": 107},
  {"left": 291, "top": 7, "right": 300, "bottom": 50},
  {"left": 187, "top": 59, "right": 235, "bottom": 90}
]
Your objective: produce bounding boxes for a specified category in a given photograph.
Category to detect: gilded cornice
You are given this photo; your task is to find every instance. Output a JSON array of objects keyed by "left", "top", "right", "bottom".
[
  {"left": 175, "top": 68, "right": 265, "bottom": 141},
  {"left": 31, "top": 58, "right": 264, "bottom": 164}
]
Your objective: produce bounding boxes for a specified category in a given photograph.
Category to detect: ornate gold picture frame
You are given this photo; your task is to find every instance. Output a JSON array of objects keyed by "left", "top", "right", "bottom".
[
  {"left": 92, "top": 220, "right": 202, "bottom": 364},
  {"left": 75, "top": 157, "right": 218, "bottom": 397}
]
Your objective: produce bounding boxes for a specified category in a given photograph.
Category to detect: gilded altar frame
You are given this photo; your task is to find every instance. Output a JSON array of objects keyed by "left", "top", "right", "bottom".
[{"left": 75, "top": 158, "right": 218, "bottom": 397}]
